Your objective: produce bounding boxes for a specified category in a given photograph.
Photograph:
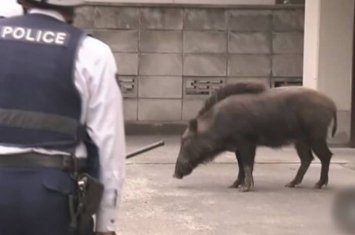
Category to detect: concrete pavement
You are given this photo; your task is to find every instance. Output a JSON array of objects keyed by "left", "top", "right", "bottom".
[{"left": 116, "top": 136, "right": 355, "bottom": 235}]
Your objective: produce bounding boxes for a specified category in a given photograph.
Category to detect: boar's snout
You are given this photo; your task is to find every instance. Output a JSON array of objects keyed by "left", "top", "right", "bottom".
[
  {"left": 173, "top": 172, "right": 183, "bottom": 179},
  {"left": 173, "top": 156, "right": 193, "bottom": 180}
]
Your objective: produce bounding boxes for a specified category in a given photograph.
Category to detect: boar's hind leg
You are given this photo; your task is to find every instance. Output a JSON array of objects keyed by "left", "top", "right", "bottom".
[
  {"left": 311, "top": 140, "right": 333, "bottom": 189},
  {"left": 286, "top": 140, "right": 314, "bottom": 188},
  {"left": 229, "top": 150, "right": 246, "bottom": 189},
  {"left": 237, "top": 143, "right": 257, "bottom": 192}
]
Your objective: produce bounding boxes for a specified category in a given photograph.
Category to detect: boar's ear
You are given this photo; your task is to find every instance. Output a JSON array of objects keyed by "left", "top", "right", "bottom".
[{"left": 188, "top": 119, "right": 198, "bottom": 133}]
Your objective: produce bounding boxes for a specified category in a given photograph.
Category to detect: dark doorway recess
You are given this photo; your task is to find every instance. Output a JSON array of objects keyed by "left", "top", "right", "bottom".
[{"left": 350, "top": 3, "right": 355, "bottom": 147}]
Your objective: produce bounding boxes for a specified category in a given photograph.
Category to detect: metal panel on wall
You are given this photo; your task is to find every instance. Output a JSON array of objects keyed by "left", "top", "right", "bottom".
[
  {"left": 184, "top": 78, "right": 226, "bottom": 99},
  {"left": 271, "top": 78, "right": 302, "bottom": 87},
  {"left": 117, "top": 76, "right": 138, "bottom": 98}
]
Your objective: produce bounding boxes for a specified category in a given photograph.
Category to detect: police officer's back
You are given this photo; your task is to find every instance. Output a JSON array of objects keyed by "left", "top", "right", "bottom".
[{"left": 0, "top": 0, "right": 126, "bottom": 235}]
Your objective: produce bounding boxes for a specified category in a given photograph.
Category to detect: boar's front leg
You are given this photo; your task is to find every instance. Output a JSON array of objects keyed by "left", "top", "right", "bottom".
[
  {"left": 229, "top": 150, "right": 245, "bottom": 188},
  {"left": 237, "top": 142, "right": 257, "bottom": 192}
]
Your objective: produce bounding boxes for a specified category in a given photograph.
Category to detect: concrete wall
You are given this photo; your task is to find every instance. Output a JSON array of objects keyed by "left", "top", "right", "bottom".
[
  {"left": 74, "top": 4, "right": 305, "bottom": 124},
  {"left": 85, "top": 0, "right": 275, "bottom": 5},
  {"left": 85, "top": 0, "right": 306, "bottom": 4},
  {"left": 303, "top": 0, "right": 354, "bottom": 145},
  {"left": 302, "top": 0, "right": 320, "bottom": 89}
]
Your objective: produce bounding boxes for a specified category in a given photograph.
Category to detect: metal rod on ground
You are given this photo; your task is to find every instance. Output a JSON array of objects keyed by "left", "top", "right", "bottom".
[{"left": 126, "top": 140, "right": 165, "bottom": 159}]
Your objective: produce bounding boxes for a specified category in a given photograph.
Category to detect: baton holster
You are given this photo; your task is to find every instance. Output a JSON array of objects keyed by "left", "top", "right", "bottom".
[{"left": 68, "top": 170, "right": 104, "bottom": 234}]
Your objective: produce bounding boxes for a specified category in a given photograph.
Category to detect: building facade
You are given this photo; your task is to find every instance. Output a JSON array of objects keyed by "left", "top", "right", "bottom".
[
  {"left": 74, "top": 0, "right": 354, "bottom": 146},
  {"left": 302, "top": 0, "right": 355, "bottom": 146}
]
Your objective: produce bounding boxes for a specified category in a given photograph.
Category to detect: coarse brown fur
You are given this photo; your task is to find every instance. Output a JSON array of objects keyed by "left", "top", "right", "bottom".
[
  {"left": 174, "top": 82, "right": 338, "bottom": 192},
  {"left": 197, "top": 81, "right": 268, "bottom": 117}
]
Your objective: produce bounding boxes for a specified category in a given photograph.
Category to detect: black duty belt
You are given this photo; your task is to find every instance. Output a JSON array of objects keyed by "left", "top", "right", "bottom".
[{"left": 0, "top": 153, "right": 86, "bottom": 172}]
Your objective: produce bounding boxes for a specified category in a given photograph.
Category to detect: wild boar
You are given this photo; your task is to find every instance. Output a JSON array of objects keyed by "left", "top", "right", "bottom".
[{"left": 173, "top": 81, "right": 337, "bottom": 192}]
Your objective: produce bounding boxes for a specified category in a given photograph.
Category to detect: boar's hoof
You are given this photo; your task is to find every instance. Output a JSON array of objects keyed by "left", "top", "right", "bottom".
[
  {"left": 238, "top": 167, "right": 254, "bottom": 192},
  {"left": 239, "top": 185, "right": 251, "bottom": 192},
  {"left": 285, "top": 181, "right": 298, "bottom": 188},
  {"left": 239, "top": 177, "right": 254, "bottom": 192},
  {"left": 314, "top": 178, "right": 329, "bottom": 189},
  {"left": 314, "top": 182, "right": 328, "bottom": 189},
  {"left": 229, "top": 179, "right": 244, "bottom": 189}
]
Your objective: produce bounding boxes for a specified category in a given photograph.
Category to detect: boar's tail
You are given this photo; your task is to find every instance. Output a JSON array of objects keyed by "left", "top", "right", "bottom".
[{"left": 331, "top": 109, "right": 337, "bottom": 138}]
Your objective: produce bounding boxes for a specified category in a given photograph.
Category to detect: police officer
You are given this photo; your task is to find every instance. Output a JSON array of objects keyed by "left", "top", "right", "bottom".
[{"left": 0, "top": 0, "right": 126, "bottom": 235}]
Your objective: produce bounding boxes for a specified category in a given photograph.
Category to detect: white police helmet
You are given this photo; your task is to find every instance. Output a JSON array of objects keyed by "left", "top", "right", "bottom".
[
  {"left": 23, "top": 0, "right": 85, "bottom": 7},
  {"left": 0, "top": 0, "right": 24, "bottom": 17}
]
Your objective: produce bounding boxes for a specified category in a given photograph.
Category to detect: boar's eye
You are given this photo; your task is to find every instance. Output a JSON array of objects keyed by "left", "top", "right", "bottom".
[
  {"left": 189, "top": 119, "right": 198, "bottom": 133},
  {"left": 181, "top": 137, "right": 189, "bottom": 146},
  {"left": 182, "top": 136, "right": 195, "bottom": 148}
]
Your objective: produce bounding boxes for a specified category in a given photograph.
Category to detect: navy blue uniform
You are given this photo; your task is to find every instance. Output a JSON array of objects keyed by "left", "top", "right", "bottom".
[{"left": 0, "top": 13, "right": 96, "bottom": 235}]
